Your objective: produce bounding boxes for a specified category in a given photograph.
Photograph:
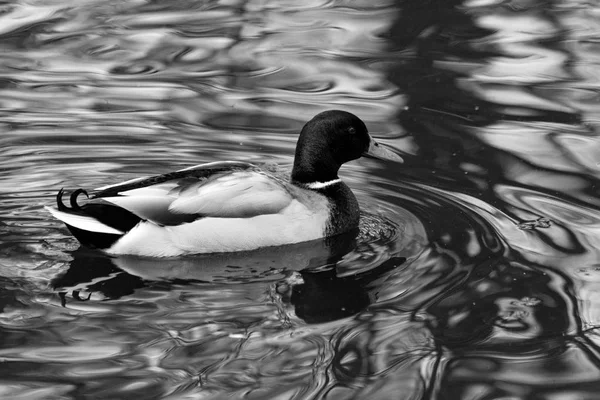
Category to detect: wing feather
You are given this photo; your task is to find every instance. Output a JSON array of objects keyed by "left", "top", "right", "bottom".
[
  {"left": 169, "top": 172, "right": 292, "bottom": 217},
  {"left": 93, "top": 169, "right": 293, "bottom": 225},
  {"left": 98, "top": 196, "right": 196, "bottom": 225}
]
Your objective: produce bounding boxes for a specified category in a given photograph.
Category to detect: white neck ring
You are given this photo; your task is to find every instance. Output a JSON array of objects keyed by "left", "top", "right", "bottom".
[{"left": 303, "top": 179, "right": 342, "bottom": 190}]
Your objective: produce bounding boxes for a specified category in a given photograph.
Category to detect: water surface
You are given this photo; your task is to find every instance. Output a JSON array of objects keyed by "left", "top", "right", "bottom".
[{"left": 2, "top": 0, "right": 600, "bottom": 399}]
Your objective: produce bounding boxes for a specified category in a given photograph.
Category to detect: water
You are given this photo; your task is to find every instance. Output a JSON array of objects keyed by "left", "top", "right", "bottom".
[{"left": 1, "top": 0, "right": 600, "bottom": 398}]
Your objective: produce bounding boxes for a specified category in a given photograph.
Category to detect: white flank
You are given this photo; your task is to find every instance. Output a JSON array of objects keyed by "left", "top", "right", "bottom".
[
  {"left": 106, "top": 199, "right": 328, "bottom": 257},
  {"left": 304, "top": 179, "right": 342, "bottom": 190},
  {"left": 44, "top": 206, "right": 124, "bottom": 235}
]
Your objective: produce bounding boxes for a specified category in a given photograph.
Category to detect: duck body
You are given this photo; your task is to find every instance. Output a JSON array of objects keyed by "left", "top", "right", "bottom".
[{"left": 45, "top": 110, "right": 402, "bottom": 257}]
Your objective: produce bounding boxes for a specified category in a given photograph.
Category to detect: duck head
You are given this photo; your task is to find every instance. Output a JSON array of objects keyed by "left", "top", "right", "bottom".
[{"left": 291, "top": 110, "right": 403, "bottom": 184}]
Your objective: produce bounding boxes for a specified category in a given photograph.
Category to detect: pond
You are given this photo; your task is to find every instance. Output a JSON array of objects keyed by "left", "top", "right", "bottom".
[{"left": 1, "top": 0, "right": 600, "bottom": 399}]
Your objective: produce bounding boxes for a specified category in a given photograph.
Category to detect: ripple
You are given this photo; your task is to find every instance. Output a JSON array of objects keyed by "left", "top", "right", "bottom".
[
  {"left": 0, "top": 344, "right": 123, "bottom": 363},
  {"left": 0, "top": 382, "right": 75, "bottom": 400}
]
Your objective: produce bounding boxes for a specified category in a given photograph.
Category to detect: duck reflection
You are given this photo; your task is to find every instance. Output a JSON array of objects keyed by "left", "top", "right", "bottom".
[
  {"left": 52, "top": 231, "right": 405, "bottom": 323},
  {"left": 52, "top": 250, "right": 145, "bottom": 304},
  {"left": 278, "top": 256, "right": 406, "bottom": 324}
]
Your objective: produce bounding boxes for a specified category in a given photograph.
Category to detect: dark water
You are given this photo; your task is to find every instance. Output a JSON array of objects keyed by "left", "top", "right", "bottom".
[{"left": 2, "top": 0, "right": 600, "bottom": 399}]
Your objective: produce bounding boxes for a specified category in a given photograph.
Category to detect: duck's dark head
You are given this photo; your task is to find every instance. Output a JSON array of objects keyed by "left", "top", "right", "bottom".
[{"left": 291, "top": 110, "right": 402, "bottom": 185}]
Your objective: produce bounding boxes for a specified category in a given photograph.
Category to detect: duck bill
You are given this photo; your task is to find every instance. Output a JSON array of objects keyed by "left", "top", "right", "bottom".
[{"left": 364, "top": 137, "right": 404, "bottom": 162}]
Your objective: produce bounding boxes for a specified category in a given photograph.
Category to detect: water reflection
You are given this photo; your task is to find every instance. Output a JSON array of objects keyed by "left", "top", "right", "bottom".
[
  {"left": 1, "top": 0, "right": 600, "bottom": 398},
  {"left": 53, "top": 250, "right": 145, "bottom": 303},
  {"left": 284, "top": 257, "right": 406, "bottom": 324},
  {"left": 428, "top": 258, "right": 575, "bottom": 349},
  {"left": 385, "top": 0, "right": 600, "bottom": 398}
]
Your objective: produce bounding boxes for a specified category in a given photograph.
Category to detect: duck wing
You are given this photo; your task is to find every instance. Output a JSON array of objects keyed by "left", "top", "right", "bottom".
[{"left": 91, "top": 161, "right": 293, "bottom": 225}]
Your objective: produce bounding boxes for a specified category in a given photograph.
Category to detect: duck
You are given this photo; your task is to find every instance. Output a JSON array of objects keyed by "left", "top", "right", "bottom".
[{"left": 45, "top": 110, "right": 403, "bottom": 257}]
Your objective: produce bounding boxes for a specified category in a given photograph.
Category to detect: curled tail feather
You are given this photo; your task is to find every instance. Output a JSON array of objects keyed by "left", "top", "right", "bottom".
[{"left": 47, "top": 189, "right": 142, "bottom": 250}]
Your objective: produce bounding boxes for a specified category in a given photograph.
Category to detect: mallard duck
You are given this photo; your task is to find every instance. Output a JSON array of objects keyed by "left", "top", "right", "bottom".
[{"left": 45, "top": 110, "right": 403, "bottom": 257}]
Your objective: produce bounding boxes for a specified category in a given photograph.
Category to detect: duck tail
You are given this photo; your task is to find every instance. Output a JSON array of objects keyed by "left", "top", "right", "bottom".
[{"left": 45, "top": 188, "right": 140, "bottom": 250}]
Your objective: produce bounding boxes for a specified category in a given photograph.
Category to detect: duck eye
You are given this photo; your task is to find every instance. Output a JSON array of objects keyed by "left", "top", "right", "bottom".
[{"left": 348, "top": 127, "right": 356, "bottom": 134}]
